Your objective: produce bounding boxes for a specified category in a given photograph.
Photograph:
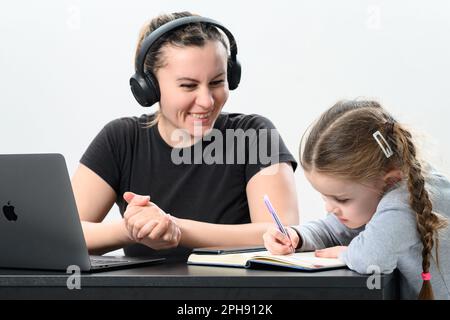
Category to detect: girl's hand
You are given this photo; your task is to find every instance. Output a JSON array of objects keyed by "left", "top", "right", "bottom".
[
  {"left": 314, "top": 246, "right": 348, "bottom": 258},
  {"left": 263, "top": 226, "right": 300, "bottom": 255}
]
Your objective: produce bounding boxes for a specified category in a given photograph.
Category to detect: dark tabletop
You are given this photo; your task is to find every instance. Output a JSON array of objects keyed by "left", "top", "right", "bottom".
[{"left": 0, "top": 262, "right": 398, "bottom": 300}]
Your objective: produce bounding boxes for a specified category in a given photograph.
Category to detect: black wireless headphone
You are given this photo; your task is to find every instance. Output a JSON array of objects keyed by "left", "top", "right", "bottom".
[{"left": 130, "top": 16, "right": 242, "bottom": 107}]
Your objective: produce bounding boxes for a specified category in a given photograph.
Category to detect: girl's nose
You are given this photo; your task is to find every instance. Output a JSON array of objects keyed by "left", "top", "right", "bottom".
[
  {"left": 325, "top": 201, "right": 341, "bottom": 215},
  {"left": 325, "top": 202, "right": 334, "bottom": 213}
]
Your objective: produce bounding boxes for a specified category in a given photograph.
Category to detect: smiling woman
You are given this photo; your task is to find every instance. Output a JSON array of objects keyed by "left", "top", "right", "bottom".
[
  {"left": 156, "top": 41, "right": 229, "bottom": 145},
  {"left": 70, "top": 11, "right": 299, "bottom": 262}
]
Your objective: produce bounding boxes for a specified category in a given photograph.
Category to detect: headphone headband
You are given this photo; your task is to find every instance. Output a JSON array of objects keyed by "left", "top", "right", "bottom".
[{"left": 135, "top": 16, "right": 238, "bottom": 75}]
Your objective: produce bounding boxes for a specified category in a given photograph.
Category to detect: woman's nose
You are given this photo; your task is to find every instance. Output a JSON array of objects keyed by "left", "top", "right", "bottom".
[{"left": 195, "top": 86, "right": 214, "bottom": 109}]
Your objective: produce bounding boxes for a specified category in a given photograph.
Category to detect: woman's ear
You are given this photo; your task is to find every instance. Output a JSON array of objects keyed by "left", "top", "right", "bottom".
[{"left": 383, "top": 169, "right": 403, "bottom": 191}]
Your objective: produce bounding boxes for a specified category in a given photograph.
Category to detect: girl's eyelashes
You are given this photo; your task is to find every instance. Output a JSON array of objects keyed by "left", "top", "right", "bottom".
[{"left": 322, "top": 194, "right": 350, "bottom": 204}]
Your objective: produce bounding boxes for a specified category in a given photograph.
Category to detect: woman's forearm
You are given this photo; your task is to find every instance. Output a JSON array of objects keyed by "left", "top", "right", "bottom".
[
  {"left": 81, "top": 220, "right": 134, "bottom": 255},
  {"left": 172, "top": 218, "right": 273, "bottom": 248}
]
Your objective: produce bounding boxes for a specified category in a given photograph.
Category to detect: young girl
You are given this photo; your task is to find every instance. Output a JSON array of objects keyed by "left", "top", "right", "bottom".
[{"left": 263, "top": 100, "right": 450, "bottom": 300}]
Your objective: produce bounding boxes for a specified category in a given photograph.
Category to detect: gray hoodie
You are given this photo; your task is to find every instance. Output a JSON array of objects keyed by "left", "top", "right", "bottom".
[{"left": 293, "top": 169, "right": 450, "bottom": 300}]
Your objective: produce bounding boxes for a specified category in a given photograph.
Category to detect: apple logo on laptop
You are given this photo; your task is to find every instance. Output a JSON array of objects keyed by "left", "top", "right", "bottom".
[{"left": 2, "top": 201, "right": 18, "bottom": 221}]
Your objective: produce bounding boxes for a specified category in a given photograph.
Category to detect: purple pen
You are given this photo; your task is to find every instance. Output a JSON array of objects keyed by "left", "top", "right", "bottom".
[{"left": 263, "top": 195, "right": 294, "bottom": 252}]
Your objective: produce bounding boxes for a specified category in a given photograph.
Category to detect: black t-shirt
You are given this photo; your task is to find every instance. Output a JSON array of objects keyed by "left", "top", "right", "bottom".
[{"left": 81, "top": 112, "right": 297, "bottom": 261}]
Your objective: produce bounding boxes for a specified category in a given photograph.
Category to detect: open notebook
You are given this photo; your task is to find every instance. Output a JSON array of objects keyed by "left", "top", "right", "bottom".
[{"left": 187, "top": 249, "right": 347, "bottom": 272}]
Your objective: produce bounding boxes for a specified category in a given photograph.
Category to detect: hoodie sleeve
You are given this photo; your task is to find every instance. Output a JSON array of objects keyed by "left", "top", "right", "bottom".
[
  {"left": 292, "top": 213, "right": 363, "bottom": 251},
  {"left": 339, "top": 205, "right": 420, "bottom": 274}
]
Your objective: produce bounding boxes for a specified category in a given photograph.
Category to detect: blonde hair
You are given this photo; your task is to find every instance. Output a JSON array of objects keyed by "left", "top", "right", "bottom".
[{"left": 300, "top": 99, "right": 448, "bottom": 299}]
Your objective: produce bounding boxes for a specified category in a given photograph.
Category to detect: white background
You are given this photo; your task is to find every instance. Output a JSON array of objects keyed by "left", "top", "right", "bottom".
[{"left": 1, "top": 1, "right": 449, "bottom": 254}]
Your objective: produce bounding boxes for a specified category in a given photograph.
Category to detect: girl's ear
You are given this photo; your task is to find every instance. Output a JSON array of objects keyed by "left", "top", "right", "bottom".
[{"left": 383, "top": 169, "right": 403, "bottom": 190}]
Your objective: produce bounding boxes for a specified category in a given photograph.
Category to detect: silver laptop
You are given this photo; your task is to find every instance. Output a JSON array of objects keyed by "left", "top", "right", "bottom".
[{"left": 0, "top": 153, "right": 164, "bottom": 272}]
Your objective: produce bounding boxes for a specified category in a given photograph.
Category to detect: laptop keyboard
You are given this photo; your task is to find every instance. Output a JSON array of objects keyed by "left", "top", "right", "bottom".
[{"left": 90, "top": 257, "right": 131, "bottom": 266}]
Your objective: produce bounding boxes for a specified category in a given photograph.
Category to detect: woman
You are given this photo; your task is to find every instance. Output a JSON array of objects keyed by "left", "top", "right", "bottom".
[{"left": 72, "top": 12, "right": 299, "bottom": 261}]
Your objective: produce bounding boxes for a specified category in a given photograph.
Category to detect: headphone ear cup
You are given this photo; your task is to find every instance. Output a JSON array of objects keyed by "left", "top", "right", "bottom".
[
  {"left": 144, "top": 72, "right": 161, "bottom": 106},
  {"left": 129, "top": 72, "right": 160, "bottom": 107},
  {"left": 130, "top": 73, "right": 149, "bottom": 106},
  {"left": 227, "top": 58, "right": 241, "bottom": 90}
]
